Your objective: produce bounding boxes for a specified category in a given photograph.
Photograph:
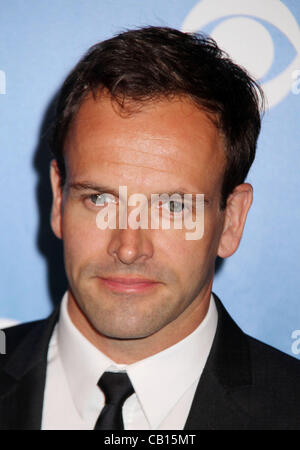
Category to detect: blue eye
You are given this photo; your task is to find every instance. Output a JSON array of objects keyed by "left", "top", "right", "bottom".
[
  {"left": 162, "top": 200, "right": 185, "bottom": 213},
  {"left": 181, "top": 0, "right": 300, "bottom": 108},
  {"left": 90, "top": 193, "right": 116, "bottom": 206}
]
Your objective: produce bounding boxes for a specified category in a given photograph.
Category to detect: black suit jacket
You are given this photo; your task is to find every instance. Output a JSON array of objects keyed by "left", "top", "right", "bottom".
[{"left": 1, "top": 294, "right": 300, "bottom": 430}]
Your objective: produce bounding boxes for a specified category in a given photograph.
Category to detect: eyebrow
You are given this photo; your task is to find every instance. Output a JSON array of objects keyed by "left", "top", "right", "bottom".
[
  {"left": 68, "top": 182, "right": 208, "bottom": 203},
  {"left": 68, "top": 182, "right": 120, "bottom": 196}
]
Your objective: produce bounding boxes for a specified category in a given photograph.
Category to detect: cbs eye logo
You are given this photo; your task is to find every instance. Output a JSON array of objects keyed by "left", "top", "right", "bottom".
[{"left": 181, "top": 0, "right": 300, "bottom": 108}]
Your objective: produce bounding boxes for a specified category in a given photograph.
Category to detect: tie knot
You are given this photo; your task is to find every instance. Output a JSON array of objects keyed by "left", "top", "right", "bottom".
[{"left": 98, "top": 372, "right": 134, "bottom": 406}]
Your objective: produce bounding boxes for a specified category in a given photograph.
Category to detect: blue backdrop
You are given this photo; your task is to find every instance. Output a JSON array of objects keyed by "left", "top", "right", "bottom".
[{"left": 1, "top": 0, "right": 300, "bottom": 358}]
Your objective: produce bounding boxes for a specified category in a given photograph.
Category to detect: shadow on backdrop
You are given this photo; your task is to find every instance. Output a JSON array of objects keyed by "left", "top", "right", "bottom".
[
  {"left": 33, "top": 93, "right": 67, "bottom": 308},
  {"left": 215, "top": 256, "right": 224, "bottom": 274},
  {"left": 33, "top": 94, "right": 225, "bottom": 309}
]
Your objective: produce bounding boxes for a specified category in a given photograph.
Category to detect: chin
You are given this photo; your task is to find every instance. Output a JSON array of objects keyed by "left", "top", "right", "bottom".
[{"left": 89, "top": 313, "right": 165, "bottom": 341}]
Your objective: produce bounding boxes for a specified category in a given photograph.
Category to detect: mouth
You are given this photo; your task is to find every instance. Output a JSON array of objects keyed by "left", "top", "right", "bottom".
[{"left": 98, "top": 276, "right": 161, "bottom": 293}]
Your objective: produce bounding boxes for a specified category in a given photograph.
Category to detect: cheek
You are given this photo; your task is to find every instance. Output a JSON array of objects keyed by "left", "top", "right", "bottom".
[
  {"left": 61, "top": 203, "right": 109, "bottom": 266},
  {"left": 156, "top": 231, "right": 205, "bottom": 279},
  {"left": 157, "top": 214, "right": 222, "bottom": 283}
]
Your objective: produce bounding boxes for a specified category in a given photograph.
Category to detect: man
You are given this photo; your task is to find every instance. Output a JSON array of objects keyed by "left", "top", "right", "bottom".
[{"left": 1, "top": 26, "right": 300, "bottom": 430}]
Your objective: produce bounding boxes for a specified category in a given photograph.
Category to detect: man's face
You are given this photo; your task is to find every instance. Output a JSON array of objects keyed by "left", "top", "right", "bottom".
[{"left": 51, "top": 94, "right": 227, "bottom": 340}]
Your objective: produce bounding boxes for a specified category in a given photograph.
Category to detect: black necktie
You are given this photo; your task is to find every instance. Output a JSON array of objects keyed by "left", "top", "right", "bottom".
[{"left": 94, "top": 372, "right": 134, "bottom": 430}]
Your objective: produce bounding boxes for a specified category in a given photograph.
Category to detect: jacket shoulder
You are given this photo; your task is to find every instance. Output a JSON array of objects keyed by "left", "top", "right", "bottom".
[
  {"left": 0, "top": 319, "right": 48, "bottom": 369},
  {"left": 246, "top": 333, "right": 300, "bottom": 383},
  {"left": 1, "top": 319, "right": 47, "bottom": 349},
  {"left": 233, "top": 334, "right": 300, "bottom": 428},
  {"left": 210, "top": 295, "right": 300, "bottom": 429},
  {"left": 0, "top": 308, "right": 59, "bottom": 373}
]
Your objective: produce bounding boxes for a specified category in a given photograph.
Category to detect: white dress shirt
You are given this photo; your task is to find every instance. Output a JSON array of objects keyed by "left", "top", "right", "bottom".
[{"left": 42, "top": 292, "right": 218, "bottom": 430}]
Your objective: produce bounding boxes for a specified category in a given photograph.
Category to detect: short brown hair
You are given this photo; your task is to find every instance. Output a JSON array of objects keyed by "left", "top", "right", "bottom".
[{"left": 50, "top": 26, "right": 264, "bottom": 208}]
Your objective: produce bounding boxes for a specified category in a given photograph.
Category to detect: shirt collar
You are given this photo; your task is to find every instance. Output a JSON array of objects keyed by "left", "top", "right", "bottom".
[{"left": 57, "top": 291, "right": 218, "bottom": 429}]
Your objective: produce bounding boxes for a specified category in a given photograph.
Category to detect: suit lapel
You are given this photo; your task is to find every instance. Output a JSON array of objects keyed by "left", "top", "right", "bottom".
[
  {"left": 184, "top": 294, "right": 253, "bottom": 430},
  {"left": 0, "top": 308, "right": 59, "bottom": 430}
]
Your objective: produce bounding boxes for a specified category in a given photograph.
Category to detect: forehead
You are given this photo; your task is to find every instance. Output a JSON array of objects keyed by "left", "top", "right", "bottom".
[{"left": 64, "top": 94, "right": 226, "bottom": 195}]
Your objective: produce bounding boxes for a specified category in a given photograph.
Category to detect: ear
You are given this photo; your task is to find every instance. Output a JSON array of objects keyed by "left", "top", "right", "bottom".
[
  {"left": 50, "top": 159, "right": 63, "bottom": 239},
  {"left": 217, "top": 183, "right": 253, "bottom": 258}
]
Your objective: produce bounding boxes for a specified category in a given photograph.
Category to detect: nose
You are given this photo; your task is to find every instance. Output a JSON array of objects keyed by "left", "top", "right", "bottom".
[{"left": 107, "top": 227, "right": 154, "bottom": 265}]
